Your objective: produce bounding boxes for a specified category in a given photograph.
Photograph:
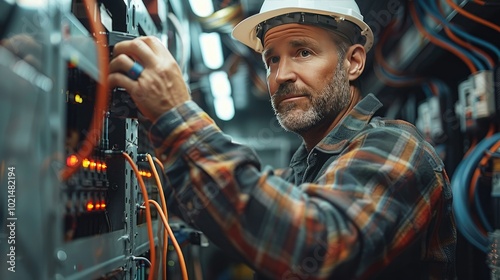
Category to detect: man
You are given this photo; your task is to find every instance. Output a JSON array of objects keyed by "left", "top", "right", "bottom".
[{"left": 109, "top": 0, "right": 456, "bottom": 279}]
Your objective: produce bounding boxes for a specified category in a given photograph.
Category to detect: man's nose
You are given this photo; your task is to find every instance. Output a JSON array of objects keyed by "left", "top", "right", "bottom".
[{"left": 274, "top": 58, "right": 297, "bottom": 85}]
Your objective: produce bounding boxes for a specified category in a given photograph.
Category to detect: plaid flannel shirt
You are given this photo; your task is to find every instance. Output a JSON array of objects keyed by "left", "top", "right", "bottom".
[{"left": 150, "top": 93, "right": 456, "bottom": 279}]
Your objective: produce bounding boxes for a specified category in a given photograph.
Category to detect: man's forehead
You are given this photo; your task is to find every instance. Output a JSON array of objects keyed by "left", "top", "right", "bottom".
[{"left": 262, "top": 25, "right": 326, "bottom": 55}]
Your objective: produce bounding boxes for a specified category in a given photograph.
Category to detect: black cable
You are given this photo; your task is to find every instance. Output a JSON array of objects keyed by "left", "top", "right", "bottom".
[{"left": 105, "top": 209, "right": 112, "bottom": 232}]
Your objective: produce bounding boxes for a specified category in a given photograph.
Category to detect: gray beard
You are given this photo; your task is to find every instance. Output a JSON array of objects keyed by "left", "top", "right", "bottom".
[{"left": 271, "top": 61, "right": 350, "bottom": 134}]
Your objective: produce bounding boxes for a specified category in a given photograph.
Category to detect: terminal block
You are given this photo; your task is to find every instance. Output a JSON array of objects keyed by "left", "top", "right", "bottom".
[
  {"left": 416, "top": 96, "right": 444, "bottom": 144},
  {"left": 455, "top": 70, "right": 495, "bottom": 133}
]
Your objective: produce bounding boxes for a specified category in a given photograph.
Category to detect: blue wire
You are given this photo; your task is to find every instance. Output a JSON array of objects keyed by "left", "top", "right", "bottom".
[
  {"left": 453, "top": 158, "right": 487, "bottom": 251},
  {"left": 416, "top": 1, "right": 486, "bottom": 71},
  {"left": 452, "top": 133, "right": 500, "bottom": 252},
  {"left": 426, "top": 0, "right": 499, "bottom": 68},
  {"left": 432, "top": 79, "right": 450, "bottom": 98},
  {"left": 418, "top": 0, "right": 487, "bottom": 70},
  {"left": 421, "top": 82, "right": 434, "bottom": 99},
  {"left": 375, "top": 63, "right": 421, "bottom": 84}
]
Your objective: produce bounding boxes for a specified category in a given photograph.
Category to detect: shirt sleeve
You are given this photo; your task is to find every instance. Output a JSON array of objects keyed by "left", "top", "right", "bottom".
[{"left": 149, "top": 101, "right": 449, "bottom": 279}]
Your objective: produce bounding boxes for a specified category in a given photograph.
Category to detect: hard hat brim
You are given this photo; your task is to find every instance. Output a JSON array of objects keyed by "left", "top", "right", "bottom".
[{"left": 232, "top": 7, "right": 373, "bottom": 53}]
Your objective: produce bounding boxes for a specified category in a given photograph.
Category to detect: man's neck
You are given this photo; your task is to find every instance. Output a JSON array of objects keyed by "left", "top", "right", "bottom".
[{"left": 302, "top": 86, "right": 362, "bottom": 151}]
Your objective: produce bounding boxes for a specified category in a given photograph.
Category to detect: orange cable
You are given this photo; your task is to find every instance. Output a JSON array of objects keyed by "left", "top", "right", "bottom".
[
  {"left": 464, "top": 137, "right": 478, "bottom": 158},
  {"left": 435, "top": 0, "right": 495, "bottom": 69},
  {"left": 446, "top": 0, "right": 500, "bottom": 33},
  {"left": 146, "top": 154, "right": 168, "bottom": 280},
  {"left": 153, "top": 156, "right": 165, "bottom": 173},
  {"left": 148, "top": 154, "right": 188, "bottom": 280},
  {"left": 486, "top": 123, "right": 496, "bottom": 138},
  {"left": 148, "top": 199, "right": 189, "bottom": 280},
  {"left": 429, "top": 82, "right": 439, "bottom": 96},
  {"left": 443, "top": 26, "right": 494, "bottom": 68},
  {"left": 375, "top": 20, "right": 402, "bottom": 76},
  {"left": 374, "top": 19, "right": 425, "bottom": 87},
  {"left": 61, "top": 0, "right": 109, "bottom": 180},
  {"left": 373, "top": 63, "right": 424, "bottom": 88},
  {"left": 410, "top": 1, "right": 477, "bottom": 73},
  {"left": 122, "top": 152, "right": 156, "bottom": 280}
]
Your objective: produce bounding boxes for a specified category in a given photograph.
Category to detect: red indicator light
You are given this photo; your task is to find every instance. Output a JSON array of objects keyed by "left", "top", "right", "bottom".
[{"left": 101, "top": 202, "right": 106, "bottom": 209}]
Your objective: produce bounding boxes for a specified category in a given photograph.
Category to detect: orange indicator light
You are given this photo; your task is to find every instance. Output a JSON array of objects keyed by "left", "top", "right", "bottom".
[
  {"left": 66, "top": 155, "right": 79, "bottom": 167},
  {"left": 86, "top": 202, "right": 94, "bottom": 212}
]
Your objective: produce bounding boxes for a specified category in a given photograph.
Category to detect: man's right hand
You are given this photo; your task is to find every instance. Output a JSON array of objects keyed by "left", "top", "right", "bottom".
[{"left": 108, "top": 36, "right": 191, "bottom": 122}]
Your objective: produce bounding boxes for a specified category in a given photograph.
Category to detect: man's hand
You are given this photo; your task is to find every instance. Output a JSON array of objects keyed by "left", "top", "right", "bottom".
[{"left": 108, "top": 36, "right": 190, "bottom": 122}]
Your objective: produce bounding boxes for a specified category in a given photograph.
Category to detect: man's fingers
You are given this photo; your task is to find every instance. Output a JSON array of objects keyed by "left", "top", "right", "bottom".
[
  {"left": 108, "top": 72, "right": 136, "bottom": 93},
  {"left": 138, "top": 36, "right": 169, "bottom": 56},
  {"left": 109, "top": 54, "right": 135, "bottom": 76},
  {"left": 112, "top": 38, "right": 157, "bottom": 67}
]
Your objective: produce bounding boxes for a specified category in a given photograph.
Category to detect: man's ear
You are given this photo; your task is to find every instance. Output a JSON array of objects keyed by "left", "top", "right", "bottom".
[{"left": 345, "top": 44, "right": 366, "bottom": 82}]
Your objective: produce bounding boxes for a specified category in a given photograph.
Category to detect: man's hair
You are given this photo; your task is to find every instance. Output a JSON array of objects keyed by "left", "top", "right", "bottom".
[
  {"left": 327, "top": 30, "right": 350, "bottom": 60},
  {"left": 325, "top": 28, "right": 362, "bottom": 89}
]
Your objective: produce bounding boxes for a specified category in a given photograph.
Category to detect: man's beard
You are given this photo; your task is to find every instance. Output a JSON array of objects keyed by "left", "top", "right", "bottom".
[{"left": 271, "top": 60, "right": 350, "bottom": 134}]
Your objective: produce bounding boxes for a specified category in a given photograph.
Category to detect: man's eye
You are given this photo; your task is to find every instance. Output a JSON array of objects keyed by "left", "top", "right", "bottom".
[
  {"left": 300, "top": 50, "right": 311, "bottom": 57},
  {"left": 269, "top": 56, "right": 279, "bottom": 64}
]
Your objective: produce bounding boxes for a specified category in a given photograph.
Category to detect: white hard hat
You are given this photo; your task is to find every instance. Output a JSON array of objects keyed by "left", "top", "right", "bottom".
[{"left": 232, "top": 0, "right": 373, "bottom": 53}]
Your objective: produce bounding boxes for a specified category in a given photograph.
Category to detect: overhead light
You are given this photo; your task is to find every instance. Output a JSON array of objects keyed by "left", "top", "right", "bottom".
[
  {"left": 209, "top": 71, "right": 231, "bottom": 99},
  {"left": 189, "top": 0, "right": 214, "bottom": 17},
  {"left": 214, "top": 97, "right": 235, "bottom": 121},
  {"left": 209, "top": 71, "right": 234, "bottom": 121},
  {"left": 199, "top": 32, "right": 224, "bottom": 69}
]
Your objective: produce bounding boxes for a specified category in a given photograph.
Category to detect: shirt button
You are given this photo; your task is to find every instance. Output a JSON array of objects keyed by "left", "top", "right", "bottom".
[{"left": 309, "top": 153, "right": 317, "bottom": 164}]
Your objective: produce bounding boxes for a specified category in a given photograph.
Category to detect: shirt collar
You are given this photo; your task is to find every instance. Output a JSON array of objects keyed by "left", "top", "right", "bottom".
[{"left": 291, "top": 93, "right": 383, "bottom": 164}]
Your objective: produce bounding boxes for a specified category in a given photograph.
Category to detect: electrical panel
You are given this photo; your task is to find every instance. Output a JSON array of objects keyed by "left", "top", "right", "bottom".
[{"left": 0, "top": 1, "right": 204, "bottom": 280}]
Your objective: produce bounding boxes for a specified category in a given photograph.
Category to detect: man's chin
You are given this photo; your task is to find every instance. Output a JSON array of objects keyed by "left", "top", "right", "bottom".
[{"left": 277, "top": 113, "right": 310, "bottom": 133}]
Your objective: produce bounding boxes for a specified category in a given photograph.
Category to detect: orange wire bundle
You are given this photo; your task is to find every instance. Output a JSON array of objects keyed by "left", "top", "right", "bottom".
[
  {"left": 146, "top": 154, "right": 188, "bottom": 280},
  {"left": 122, "top": 152, "right": 156, "bottom": 280},
  {"left": 409, "top": 1, "right": 478, "bottom": 73},
  {"left": 61, "top": 0, "right": 109, "bottom": 180}
]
